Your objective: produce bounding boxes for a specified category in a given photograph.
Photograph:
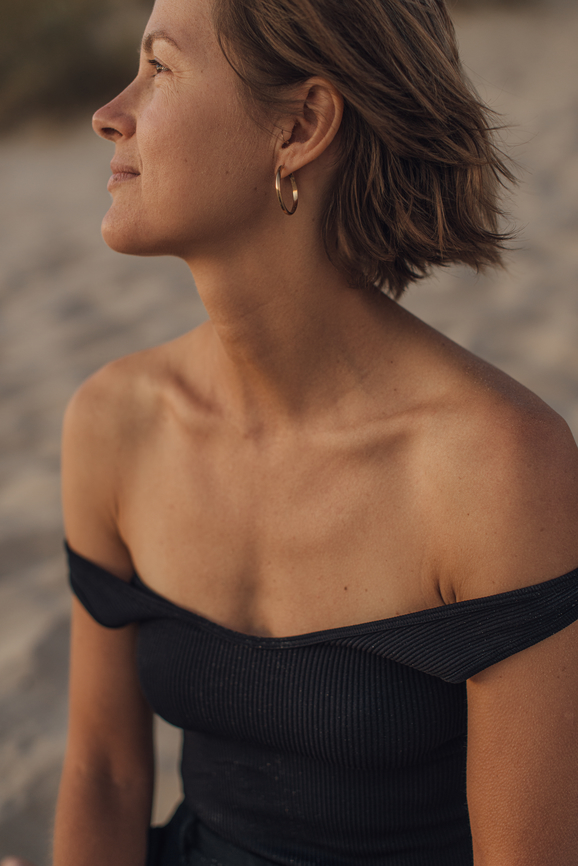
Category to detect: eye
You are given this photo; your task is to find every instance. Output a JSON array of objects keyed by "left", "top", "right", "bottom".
[{"left": 148, "top": 58, "right": 169, "bottom": 76}]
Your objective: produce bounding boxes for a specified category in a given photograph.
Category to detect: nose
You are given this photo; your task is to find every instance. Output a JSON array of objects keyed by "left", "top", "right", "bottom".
[{"left": 92, "top": 87, "right": 136, "bottom": 142}]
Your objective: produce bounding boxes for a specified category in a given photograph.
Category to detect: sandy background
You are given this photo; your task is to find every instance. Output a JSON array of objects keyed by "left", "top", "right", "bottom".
[{"left": 1, "top": 2, "right": 577, "bottom": 862}]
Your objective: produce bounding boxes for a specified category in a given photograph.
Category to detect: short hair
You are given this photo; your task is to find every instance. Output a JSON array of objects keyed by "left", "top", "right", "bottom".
[{"left": 213, "top": 0, "right": 515, "bottom": 298}]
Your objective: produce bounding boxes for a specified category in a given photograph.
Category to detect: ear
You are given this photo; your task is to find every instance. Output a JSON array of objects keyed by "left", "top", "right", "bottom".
[{"left": 275, "top": 78, "right": 344, "bottom": 179}]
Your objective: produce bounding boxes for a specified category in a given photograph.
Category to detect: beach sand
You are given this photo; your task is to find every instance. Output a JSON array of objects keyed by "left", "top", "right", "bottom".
[{"left": 1, "top": 4, "right": 577, "bottom": 862}]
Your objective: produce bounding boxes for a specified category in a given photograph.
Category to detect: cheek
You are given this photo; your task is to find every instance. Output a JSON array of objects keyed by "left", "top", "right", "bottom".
[
  {"left": 142, "top": 100, "right": 271, "bottom": 225},
  {"left": 102, "top": 93, "right": 274, "bottom": 256},
  {"left": 133, "top": 99, "right": 212, "bottom": 199}
]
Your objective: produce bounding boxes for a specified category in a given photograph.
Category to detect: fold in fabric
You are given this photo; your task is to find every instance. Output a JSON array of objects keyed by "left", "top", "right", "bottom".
[{"left": 67, "top": 542, "right": 578, "bottom": 683}]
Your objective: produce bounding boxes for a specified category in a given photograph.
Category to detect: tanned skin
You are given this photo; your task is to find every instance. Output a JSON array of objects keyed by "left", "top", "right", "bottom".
[{"left": 50, "top": 0, "right": 578, "bottom": 863}]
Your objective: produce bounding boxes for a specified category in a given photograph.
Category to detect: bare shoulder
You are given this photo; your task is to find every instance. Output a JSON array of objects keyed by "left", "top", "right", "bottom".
[
  {"left": 418, "top": 344, "right": 578, "bottom": 603},
  {"left": 439, "top": 362, "right": 578, "bottom": 864},
  {"left": 62, "top": 345, "right": 163, "bottom": 497},
  {"left": 64, "top": 342, "right": 168, "bottom": 438},
  {"left": 63, "top": 322, "right": 209, "bottom": 444},
  {"left": 61, "top": 328, "right": 203, "bottom": 573}
]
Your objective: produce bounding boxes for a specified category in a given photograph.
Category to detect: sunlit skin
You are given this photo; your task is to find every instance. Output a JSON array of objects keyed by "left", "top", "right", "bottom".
[
  {"left": 49, "top": 0, "right": 578, "bottom": 863},
  {"left": 99, "top": 1, "right": 277, "bottom": 261}
]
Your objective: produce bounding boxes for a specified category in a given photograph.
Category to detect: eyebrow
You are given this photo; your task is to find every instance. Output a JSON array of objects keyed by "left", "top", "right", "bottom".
[{"left": 141, "top": 30, "right": 180, "bottom": 54}]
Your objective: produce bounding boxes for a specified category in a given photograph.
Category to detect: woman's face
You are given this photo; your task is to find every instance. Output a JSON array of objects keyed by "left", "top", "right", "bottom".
[{"left": 93, "top": 0, "right": 276, "bottom": 259}]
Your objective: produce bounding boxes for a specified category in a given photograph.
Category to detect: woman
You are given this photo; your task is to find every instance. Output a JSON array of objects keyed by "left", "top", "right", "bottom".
[{"left": 52, "top": 0, "right": 578, "bottom": 863}]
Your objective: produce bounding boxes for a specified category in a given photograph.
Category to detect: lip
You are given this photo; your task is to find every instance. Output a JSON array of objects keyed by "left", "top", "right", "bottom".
[{"left": 108, "top": 162, "right": 140, "bottom": 189}]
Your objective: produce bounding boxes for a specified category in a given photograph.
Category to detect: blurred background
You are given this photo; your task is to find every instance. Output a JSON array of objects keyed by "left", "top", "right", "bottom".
[{"left": 0, "top": 0, "right": 577, "bottom": 861}]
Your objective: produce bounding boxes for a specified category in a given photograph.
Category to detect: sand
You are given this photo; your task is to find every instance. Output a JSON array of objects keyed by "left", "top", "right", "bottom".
[{"left": 1, "top": 4, "right": 577, "bottom": 862}]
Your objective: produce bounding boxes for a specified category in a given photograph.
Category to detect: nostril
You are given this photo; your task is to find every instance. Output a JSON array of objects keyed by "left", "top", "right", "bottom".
[{"left": 94, "top": 124, "right": 122, "bottom": 142}]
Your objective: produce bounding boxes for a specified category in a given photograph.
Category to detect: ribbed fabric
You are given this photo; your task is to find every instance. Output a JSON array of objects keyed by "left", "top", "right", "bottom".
[{"left": 67, "top": 543, "right": 578, "bottom": 866}]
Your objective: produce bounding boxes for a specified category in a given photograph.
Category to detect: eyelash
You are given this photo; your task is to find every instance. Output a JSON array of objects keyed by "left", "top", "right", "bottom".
[{"left": 148, "top": 58, "right": 169, "bottom": 76}]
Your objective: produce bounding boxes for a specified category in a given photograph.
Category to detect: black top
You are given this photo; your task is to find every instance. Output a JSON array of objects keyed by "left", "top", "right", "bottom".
[{"left": 67, "top": 543, "right": 578, "bottom": 866}]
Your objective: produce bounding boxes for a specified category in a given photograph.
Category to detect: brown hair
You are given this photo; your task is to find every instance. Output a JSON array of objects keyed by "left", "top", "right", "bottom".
[{"left": 213, "top": 0, "right": 515, "bottom": 298}]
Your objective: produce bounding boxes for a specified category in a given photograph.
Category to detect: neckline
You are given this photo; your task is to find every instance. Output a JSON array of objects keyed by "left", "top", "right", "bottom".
[
  {"left": 130, "top": 570, "right": 451, "bottom": 643},
  {"left": 66, "top": 541, "right": 578, "bottom": 646}
]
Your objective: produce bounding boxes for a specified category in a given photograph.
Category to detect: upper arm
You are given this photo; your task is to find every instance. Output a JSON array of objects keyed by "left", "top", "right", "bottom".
[
  {"left": 66, "top": 597, "right": 154, "bottom": 788},
  {"left": 466, "top": 620, "right": 578, "bottom": 866},
  {"left": 441, "top": 406, "right": 578, "bottom": 863},
  {"left": 61, "top": 363, "right": 153, "bottom": 783}
]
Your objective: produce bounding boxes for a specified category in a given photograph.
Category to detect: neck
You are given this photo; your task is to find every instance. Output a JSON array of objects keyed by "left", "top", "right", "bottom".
[{"left": 185, "top": 228, "right": 406, "bottom": 431}]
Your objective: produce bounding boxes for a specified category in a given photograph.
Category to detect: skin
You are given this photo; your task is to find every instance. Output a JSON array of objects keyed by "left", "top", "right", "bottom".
[
  {"left": 50, "top": 0, "right": 578, "bottom": 863},
  {"left": 0, "top": 859, "right": 35, "bottom": 866}
]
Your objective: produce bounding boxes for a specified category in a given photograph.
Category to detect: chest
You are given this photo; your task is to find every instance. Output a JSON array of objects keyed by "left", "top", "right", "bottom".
[
  {"left": 118, "top": 420, "right": 441, "bottom": 636},
  {"left": 137, "top": 616, "right": 467, "bottom": 769}
]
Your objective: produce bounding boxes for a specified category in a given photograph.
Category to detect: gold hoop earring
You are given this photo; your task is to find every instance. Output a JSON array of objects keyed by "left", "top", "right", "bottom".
[{"left": 275, "top": 166, "right": 298, "bottom": 216}]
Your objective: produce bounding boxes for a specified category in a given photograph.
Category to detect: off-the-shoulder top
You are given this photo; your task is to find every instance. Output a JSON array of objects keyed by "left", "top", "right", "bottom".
[{"left": 67, "top": 543, "right": 578, "bottom": 866}]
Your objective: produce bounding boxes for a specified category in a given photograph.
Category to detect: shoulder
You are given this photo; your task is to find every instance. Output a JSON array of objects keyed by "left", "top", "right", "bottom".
[
  {"left": 453, "top": 394, "right": 578, "bottom": 862},
  {"left": 64, "top": 346, "right": 164, "bottom": 442},
  {"left": 61, "top": 348, "right": 159, "bottom": 574},
  {"left": 417, "top": 349, "right": 578, "bottom": 603},
  {"left": 61, "top": 328, "right": 205, "bottom": 573},
  {"left": 62, "top": 326, "right": 206, "bottom": 450}
]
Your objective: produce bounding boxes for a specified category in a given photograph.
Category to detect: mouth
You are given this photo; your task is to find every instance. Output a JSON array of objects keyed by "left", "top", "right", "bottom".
[{"left": 108, "top": 162, "right": 141, "bottom": 189}]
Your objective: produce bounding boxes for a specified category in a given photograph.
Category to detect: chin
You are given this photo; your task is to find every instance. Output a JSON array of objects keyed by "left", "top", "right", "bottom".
[{"left": 101, "top": 207, "right": 180, "bottom": 257}]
